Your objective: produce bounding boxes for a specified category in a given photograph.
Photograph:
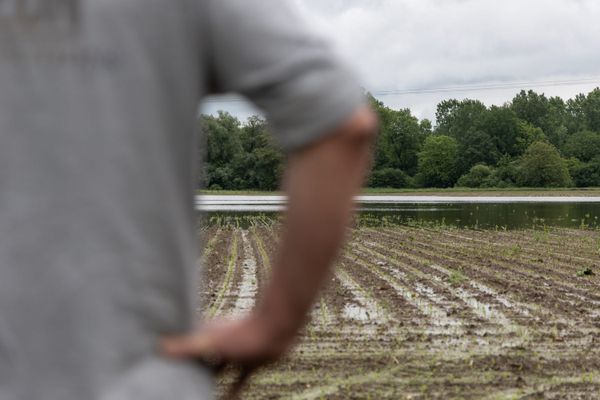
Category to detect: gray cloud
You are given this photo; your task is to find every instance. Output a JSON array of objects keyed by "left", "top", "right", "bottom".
[{"left": 205, "top": 0, "right": 600, "bottom": 122}]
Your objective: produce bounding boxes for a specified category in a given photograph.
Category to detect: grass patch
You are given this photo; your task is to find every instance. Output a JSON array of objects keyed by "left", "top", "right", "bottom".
[
  {"left": 448, "top": 271, "right": 467, "bottom": 285},
  {"left": 576, "top": 267, "right": 594, "bottom": 277}
]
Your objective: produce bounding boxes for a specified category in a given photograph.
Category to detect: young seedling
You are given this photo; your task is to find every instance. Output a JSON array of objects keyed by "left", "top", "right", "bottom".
[
  {"left": 448, "top": 271, "right": 466, "bottom": 286},
  {"left": 576, "top": 267, "right": 594, "bottom": 277}
]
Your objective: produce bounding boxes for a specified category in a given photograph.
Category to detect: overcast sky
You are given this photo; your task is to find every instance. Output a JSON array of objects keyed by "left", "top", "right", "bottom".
[{"left": 202, "top": 0, "right": 600, "bottom": 123}]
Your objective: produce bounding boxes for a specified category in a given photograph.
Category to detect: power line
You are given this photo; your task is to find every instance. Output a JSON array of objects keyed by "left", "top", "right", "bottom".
[
  {"left": 373, "top": 77, "right": 600, "bottom": 96},
  {"left": 202, "top": 77, "right": 600, "bottom": 103}
]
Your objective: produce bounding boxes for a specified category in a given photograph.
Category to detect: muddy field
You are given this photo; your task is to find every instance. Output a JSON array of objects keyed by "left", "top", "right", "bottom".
[{"left": 197, "top": 222, "right": 600, "bottom": 399}]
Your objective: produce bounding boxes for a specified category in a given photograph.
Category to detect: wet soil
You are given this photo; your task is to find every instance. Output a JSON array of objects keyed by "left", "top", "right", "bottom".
[{"left": 200, "top": 223, "right": 600, "bottom": 399}]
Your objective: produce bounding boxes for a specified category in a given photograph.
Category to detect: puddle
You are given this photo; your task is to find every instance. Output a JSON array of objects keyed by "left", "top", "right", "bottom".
[{"left": 343, "top": 304, "right": 376, "bottom": 321}]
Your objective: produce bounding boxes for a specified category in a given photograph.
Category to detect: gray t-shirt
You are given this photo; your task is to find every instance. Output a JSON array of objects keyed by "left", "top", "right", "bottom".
[{"left": 0, "top": 1, "right": 363, "bottom": 399}]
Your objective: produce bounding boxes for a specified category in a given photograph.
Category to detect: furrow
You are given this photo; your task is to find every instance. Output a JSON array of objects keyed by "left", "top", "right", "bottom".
[
  {"left": 231, "top": 230, "right": 258, "bottom": 317},
  {"left": 207, "top": 230, "right": 239, "bottom": 318},
  {"left": 353, "top": 241, "right": 523, "bottom": 338},
  {"left": 343, "top": 250, "right": 465, "bottom": 335},
  {"left": 426, "top": 228, "right": 600, "bottom": 277},
  {"left": 335, "top": 267, "right": 389, "bottom": 325},
  {"left": 371, "top": 228, "right": 600, "bottom": 319}
]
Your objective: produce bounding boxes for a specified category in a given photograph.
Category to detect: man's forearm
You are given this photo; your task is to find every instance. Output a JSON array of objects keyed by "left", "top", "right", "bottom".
[
  {"left": 255, "top": 108, "right": 377, "bottom": 339},
  {"left": 161, "top": 107, "right": 377, "bottom": 388}
]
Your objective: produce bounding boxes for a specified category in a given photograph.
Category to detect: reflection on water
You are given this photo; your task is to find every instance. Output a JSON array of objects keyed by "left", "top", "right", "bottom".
[
  {"left": 197, "top": 196, "right": 600, "bottom": 230},
  {"left": 357, "top": 202, "right": 600, "bottom": 229}
]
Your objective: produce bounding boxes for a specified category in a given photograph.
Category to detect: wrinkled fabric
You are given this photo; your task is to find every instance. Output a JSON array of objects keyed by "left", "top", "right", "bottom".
[{"left": 0, "top": 1, "right": 363, "bottom": 399}]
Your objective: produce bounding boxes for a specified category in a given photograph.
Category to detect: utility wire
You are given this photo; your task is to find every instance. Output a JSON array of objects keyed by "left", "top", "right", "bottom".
[
  {"left": 203, "top": 77, "right": 600, "bottom": 103},
  {"left": 374, "top": 77, "right": 600, "bottom": 96}
]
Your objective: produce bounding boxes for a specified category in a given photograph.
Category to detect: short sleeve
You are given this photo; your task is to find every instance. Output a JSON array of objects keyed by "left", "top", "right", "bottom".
[{"left": 203, "top": 0, "right": 365, "bottom": 152}]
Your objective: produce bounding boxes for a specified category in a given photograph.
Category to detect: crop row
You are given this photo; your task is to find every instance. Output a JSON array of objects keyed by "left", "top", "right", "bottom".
[{"left": 199, "top": 224, "right": 600, "bottom": 399}]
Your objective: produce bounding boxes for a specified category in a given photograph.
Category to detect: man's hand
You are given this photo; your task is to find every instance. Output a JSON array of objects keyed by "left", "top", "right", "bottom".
[
  {"left": 161, "top": 314, "right": 294, "bottom": 399},
  {"left": 162, "top": 105, "right": 377, "bottom": 398}
]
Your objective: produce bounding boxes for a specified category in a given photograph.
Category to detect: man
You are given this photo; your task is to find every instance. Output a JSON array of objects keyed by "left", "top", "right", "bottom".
[{"left": 0, "top": 1, "right": 377, "bottom": 399}]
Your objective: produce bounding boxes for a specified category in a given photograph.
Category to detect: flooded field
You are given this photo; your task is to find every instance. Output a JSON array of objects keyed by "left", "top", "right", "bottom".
[
  {"left": 198, "top": 196, "right": 600, "bottom": 229},
  {"left": 198, "top": 219, "right": 600, "bottom": 399}
]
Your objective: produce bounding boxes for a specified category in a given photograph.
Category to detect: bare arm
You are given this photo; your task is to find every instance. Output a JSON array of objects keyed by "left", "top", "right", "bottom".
[
  {"left": 162, "top": 106, "right": 377, "bottom": 394},
  {"left": 255, "top": 106, "right": 377, "bottom": 344}
]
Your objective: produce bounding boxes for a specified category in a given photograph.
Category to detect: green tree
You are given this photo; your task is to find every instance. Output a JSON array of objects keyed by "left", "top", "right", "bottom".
[
  {"left": 417, "top": 135, "right": 459, "bottom": 187},
  {"left": 515, "top": 121, "right": 547, "bottom": 154},
  {"left": 582, "top": 88, "right": 600, "bottom": 133},
  {"left": 435, "top": 99, "right": 497, "bottom": 175},
  {"left": 456, "top": 129, "right": 499, "bottom": 175},
  {"left": 251, "top": 146, "right": 284, "bottom": 190},
  {"left": 380, "top": 108, "right": 427, "bottom": 175},
  {"left": 565, "top": 93, "right": 588, "bottom": 134},
  {"left": 200, "top": 88, "right": 600, "bottom": 191},
  {"left": 517, "top": 141, "right": 572, "bottom": 187},
  {"left": 435, "top": 99, "right": 487, "bottom": 138},
  {"left": 201, "top": 112, "right": 283, "bottom": 190},
  {"left": 202, "top": 112, "right": 243, "bottom": 189},
  {"left": 563, "top": 130, "right": 600, "bottom": 162},
  {"left": 368, "top": 95, "right": 428, "bottom": 176},
  {"left": 483, "top": 106, "right": 524, "bottom": 157},
  {"left": 234, "top": 116, "right": 283, "bottom": 190},
  {"left": 565, "top": 89, "right": 600, "bottom": 140},
  {"left": 203, "top": 112, "right": 242, "bottom": 167},
  {"left": 511, "top": 90, "right": 567, "bottom": 148}
]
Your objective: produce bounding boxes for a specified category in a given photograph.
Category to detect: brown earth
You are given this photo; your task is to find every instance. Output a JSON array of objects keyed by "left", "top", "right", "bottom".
[{"left": 199, "top": 223, "right": 600, "bottom": 399}]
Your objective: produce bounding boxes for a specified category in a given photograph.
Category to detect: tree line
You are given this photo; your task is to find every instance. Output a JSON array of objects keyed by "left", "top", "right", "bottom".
[{"left": 200, "top": 88, "right": 600, "bottom": 190}]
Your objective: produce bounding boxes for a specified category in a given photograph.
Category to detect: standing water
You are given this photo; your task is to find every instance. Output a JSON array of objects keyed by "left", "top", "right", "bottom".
[{"left": 197, "top": 195, "right": 600, "bottom": 229}]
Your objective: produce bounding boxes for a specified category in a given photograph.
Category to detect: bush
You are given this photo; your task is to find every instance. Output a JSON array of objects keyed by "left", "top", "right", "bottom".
[
  {"left": 456, "top": 164, "right": 494, "bottom": 188},
  {"left": 369, "top": 168, "right": 411, "bottom": 188},
  {"left": 493, "top": 155, "right": 519, "bottom": 186},
  {"left": 517, "top": 141, "right": 572, "bottom": 187}
]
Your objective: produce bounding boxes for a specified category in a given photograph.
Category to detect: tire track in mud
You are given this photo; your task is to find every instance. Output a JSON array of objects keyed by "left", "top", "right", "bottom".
[{"left": 370, "top": 228, "right": 598, "bottom": 323}]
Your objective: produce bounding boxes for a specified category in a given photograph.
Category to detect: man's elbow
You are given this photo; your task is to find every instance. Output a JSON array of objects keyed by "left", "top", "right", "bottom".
[{"left": 337, "top": 105, "right": 379, "bottom": 147}]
